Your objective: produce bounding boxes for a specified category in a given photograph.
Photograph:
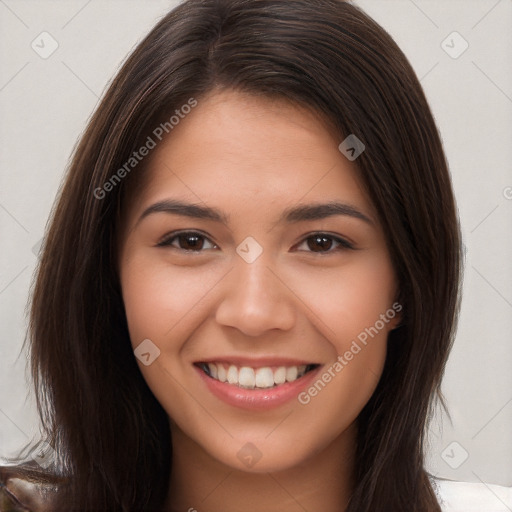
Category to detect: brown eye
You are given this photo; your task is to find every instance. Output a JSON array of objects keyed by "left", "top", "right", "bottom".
[
  {"left": 157, "top": 231, "right": 217, "bottom": 252},
  {"left": 295, "top": 233, "right": 354, "bottom": 254},
  {"left": 177, "top": 233, "right": 204, "bottom": 250},
  {"left": 308, "top": 234, "right": 334, "bottom": 252}
]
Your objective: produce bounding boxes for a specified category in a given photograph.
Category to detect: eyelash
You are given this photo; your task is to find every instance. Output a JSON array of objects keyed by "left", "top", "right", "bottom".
[{"left": 156, "top": 230, "right": 355, "bottom": 254}]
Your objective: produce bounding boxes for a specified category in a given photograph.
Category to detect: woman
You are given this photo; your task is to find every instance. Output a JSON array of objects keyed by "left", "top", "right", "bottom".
[{"left": 1, "top": 0, "right": 464, "bottom": 510}]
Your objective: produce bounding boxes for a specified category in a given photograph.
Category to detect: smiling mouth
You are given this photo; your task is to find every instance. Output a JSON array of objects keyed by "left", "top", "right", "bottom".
[{"left": 196, "top": 362, "right": 320, "bottom": 389}]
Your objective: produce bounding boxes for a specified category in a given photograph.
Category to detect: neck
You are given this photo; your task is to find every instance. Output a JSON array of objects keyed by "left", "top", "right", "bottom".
[{"left": 165, "top": 422, "right": 357, "bottom": 512}]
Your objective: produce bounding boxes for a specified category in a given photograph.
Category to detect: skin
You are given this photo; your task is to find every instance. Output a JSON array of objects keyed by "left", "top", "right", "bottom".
[{"left": 118, "top": 89, "right": 401, "bottom": 512}]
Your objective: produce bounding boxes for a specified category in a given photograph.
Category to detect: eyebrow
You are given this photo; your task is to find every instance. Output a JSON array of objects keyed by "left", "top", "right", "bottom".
[
  {"left": 282, "top": 201, "right": 373, "bottom": 225},
  {"left": 137, "top": 199, "right": 374, "bottom": 226}
]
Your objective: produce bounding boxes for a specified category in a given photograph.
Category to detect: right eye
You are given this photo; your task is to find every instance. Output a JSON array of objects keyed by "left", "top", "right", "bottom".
[{"left": 157, "top": 231, "right": 218, "bottom": 252}]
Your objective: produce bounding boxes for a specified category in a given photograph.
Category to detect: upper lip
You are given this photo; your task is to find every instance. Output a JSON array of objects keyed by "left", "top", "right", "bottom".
[{"left": 195, "top": 356, "right": 320, "bottom": 368}]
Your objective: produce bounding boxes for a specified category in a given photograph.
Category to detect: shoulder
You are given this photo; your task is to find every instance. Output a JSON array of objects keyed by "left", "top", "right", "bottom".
[
  {"left": 0, "top": 464, "right": 65, "bottom": 512},
  {"left": 431, "top": 476, "right": 512, "bottom": 512}
]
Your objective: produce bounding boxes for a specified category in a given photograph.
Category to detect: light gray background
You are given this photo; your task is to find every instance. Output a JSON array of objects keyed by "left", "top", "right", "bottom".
[{"left": 1, "top": 0, "right": 511, "bottom": 488}]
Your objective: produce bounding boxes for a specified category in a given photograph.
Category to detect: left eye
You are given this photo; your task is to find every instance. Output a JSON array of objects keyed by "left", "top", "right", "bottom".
[
  {"left": 294, "top": 233, "right": 354, "bottom": 253},
  {"left": 157, "top": 231, "right": 218, "bottom": 252}
]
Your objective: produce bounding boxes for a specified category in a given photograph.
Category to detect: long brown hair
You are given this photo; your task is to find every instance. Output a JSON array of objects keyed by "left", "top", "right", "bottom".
[{"left": 14, "top": 0, "right": 462, "bottom": 510}]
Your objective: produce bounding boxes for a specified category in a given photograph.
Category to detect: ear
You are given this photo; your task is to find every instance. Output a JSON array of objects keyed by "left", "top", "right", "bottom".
[{"left": 387, "top": 300, "right": 403, "bottom": 331}]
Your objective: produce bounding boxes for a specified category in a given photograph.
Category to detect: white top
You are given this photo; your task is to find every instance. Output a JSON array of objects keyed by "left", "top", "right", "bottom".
[{"left": 433, "top": 478, "right": 512, "bottom": 511}]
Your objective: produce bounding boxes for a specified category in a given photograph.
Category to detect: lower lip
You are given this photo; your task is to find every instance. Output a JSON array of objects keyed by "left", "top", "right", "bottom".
[{"left": 194, "top": 365, "right": 322, "bottom": 410}]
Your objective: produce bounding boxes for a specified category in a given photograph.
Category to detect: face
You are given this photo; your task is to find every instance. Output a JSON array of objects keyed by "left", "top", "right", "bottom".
[{"left": 118, "top": 89, "right": 400, "bottom": 474}]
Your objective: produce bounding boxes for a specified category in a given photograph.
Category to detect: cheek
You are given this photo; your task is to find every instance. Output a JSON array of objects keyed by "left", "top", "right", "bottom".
[
  {"left": 287, "top": 251, "right": 398, "bottom": 346},
  {"left": 287, "top": 252, "right": 397, "bottom": 411},
  {"left": 120, "top": 252, "right": 226, "bottom": 348},
  {"left": 292, "top": 258, "right": 396, "bottom": 445},
  {"left": 295, "top": 339, "right": 386, "bottom": 458},
  {"left": 119, "top": 253, "right": 221, "bottom": 422}
]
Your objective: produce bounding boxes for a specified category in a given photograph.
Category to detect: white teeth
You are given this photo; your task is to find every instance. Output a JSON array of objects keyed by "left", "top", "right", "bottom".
[
  {"left": 208, "top": 363, "right": 218, "bottom": 379},
  {"left": 255, "top": 367, "right": 274, "bottom": 388},
  {"left": 227, "top": 365, "right": 238, "bottom": 384},
  {"left": 238, "top": 367, "right": 255, "bottom": 389},
  {"left": 285, "top": 366, "right": 298, "bottom": 382},
  {"left": 274, "top": 366, "right": 287, "bottom": 385},
  {"left": 202, "top": 362, "right": 312, "bottom": 388},
  {"left": 217, "top": 364, "right": 227, "bottom": 382}
]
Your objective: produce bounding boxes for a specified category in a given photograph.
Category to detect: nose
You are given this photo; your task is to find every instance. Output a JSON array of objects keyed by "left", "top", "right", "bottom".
[{"left": 215, "top": 254, "right": 296, "bottom": 337}]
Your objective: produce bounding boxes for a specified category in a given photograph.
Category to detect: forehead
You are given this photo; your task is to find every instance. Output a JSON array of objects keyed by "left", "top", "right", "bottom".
[{"left": 124, "top": 89, "right": 374, "bottom": 225}]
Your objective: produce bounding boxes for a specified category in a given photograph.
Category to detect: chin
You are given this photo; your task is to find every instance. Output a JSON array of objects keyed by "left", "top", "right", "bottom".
[{"left": 205, "top": 436, "right": 319, "bottom": 474}]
